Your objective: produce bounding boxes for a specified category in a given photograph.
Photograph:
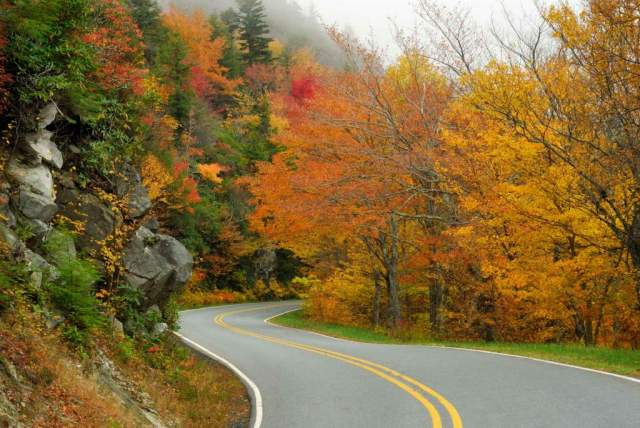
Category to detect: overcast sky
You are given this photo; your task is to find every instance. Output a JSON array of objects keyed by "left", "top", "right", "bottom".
[{"left": 295, "top": 0, "right": 557, "bottom": 55}]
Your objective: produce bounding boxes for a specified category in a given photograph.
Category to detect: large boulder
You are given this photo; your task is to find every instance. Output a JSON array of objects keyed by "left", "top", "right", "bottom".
[
  {"left": 6, "top": 158, "right": 54, "bottom": 200},
  {"left": 56, "top": 188, "right": 122, "bottom": 253},
  {"left": 15, "top": 190, "right": 58, "bottom": 223},
  {"left": 123, "top": 227, "right": 193, "bottom": 308}
]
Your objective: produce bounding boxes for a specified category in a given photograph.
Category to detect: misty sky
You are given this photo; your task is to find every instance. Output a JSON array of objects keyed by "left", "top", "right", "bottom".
[{"left": 296, "top": 0, "right": 552, "bottom": 54}]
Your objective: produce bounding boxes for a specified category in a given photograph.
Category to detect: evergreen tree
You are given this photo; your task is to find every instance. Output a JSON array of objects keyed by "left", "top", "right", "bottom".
[
  {"left": 210, "top": 14, "right": 244, "bottom": 79},
  {"left": 235, "top": 0, "right": 273, "bottom": 65},
  {"left": 128, "top": 0, "right": 163, "bottom": 62}
]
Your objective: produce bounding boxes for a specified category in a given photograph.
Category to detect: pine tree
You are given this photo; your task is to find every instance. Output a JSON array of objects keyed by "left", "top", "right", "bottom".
[
  {"left": 235, "top": 0, "right": 273, "bottom": 65},
  {"left": 128, "top": 0, "right": 163, "bottom": 62},
  {"left": 210, "top": 13, "right": 244, "bottom": 79}
]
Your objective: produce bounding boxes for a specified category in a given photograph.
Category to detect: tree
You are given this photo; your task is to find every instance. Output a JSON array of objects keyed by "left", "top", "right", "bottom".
[
  {"left": 128, "top": 0, "right": 163, "bottom": 61},
  {"left": 235, "top": 0, "right": 273, "bottom": 65},
  {"left": 163, "top": 7, "right": 239, "bottom": 97},
  {"left": 2, "top": 0, "right": 97, "bottom": 115},
  {"left": 210, "top": 13, "right": 244, "bottom": 79},
  {"left": 0, "top": 21, "right": 11, "bottom": 115}
]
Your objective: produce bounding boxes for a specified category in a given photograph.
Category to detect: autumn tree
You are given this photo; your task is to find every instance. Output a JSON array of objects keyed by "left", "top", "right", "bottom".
[
  {"left": 0, "top": 21, "right": 11, "bottom": 115},
  {"left": 163, "top": 7, "right": 239, "bottom": 98}
]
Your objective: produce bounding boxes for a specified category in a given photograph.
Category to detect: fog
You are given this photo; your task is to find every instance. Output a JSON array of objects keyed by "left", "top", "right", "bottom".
[
  {"left": 162, "top": 0, "right": 577, "bottom": 61},
  {"left": 297, "top": 0, "right": 544, "bottom": 53}
]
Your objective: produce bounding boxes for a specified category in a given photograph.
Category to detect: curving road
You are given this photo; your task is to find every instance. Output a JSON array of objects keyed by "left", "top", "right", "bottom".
[{"left": 177, "top": 302, "right": 640, "bottom": 428}]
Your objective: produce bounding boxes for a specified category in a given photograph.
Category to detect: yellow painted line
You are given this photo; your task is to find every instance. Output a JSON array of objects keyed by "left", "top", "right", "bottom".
[
  {"left": 214, "top": 305, "right": 464, "bottom": 428},
  {"left": 215, "top": 311, "right": 441, "bottom": 427}
]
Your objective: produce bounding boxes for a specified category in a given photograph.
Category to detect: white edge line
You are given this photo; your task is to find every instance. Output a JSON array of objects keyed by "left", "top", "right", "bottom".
[
  {"left": 172, "top": 331, "right": 264, "bottom": 428},
  {"left": 265, "top": 308, "right": 640, "bottom": 386},
  {"left": 429, "top": 345, "right": 640, "bottom": 384}
]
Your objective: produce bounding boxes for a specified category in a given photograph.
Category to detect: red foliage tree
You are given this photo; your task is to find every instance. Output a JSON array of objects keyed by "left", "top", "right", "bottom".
[
  {"left": 0, "top": 22, "right": 12, "bottom": 114},
  {"left": 82, "top": 0, "right": 146, "bottom": 94},
  {"left": 290, "top": 75, "right": 316, "bottom": 103}
]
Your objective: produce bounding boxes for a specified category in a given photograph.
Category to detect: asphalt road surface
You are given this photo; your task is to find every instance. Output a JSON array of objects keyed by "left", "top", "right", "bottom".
[{"left": 177, "top": 302, "right": 640, "bottom": 428}]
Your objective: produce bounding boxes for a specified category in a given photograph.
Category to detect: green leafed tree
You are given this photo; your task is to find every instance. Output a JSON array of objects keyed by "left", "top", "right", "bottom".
[{"left": 235, "top": 0, "right": 273, "bottom": 65}]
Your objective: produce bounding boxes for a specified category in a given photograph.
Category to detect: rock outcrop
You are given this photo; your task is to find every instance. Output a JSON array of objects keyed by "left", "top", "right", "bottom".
[
  {"left": 123, "top": 227, "right": 193, "bottom": 308},
  {"left": 2, "top": 101, "right": 193, "bottom": 328},
  {"left": 56, "top": 188, "right": 122, "bottom": 253},
  {"left": 5, "top": 103, "right": 60, "bottom": 232},
  {"left": 16, "top": 190, "right": 58, "bottom": 223},
  {"left": 24, "top": 129, "right": 63, "bottom": 169},
  {"left": 114, "top": 164, "right": 151, "bottom": 219},
  {"left": 6, "top": 159, "right": 55, "bottom": 200}
]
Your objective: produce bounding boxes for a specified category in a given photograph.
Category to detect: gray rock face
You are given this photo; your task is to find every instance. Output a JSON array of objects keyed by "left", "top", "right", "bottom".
[
  {"left": 123, "top": 227, "right": 193, "bottom": 308},
  {"left": 21, "top": 249, "right": 58, "bottom": 280},
  {"left": 127, "top": 184, "right": 151, "bottom": 219},
  {"left": 16, "top": 190, "right": 58, "bottom": 222},
  {"left": 6, "top": 158, "right": 54, "bottom": 200},
  {"left": 114, "top": 165, "right": 151, "bottom": 219},
  {"left": 57, "top": 188, "right": 122, "bottom": 253},
  {"left": 24, "top": 129, "right": 63, "bottom": 169},
  {"left": 154, "top": 235, "right": 192, "bottom": 284},
  {"left": 23, "top": 219, "right": 52, "bottom": 240},
  {"left": 142, "top": 217, "right": 160, "bottom": 232},
  {"left": 36, "top": 103, "right": 58, "bottom": 129}
]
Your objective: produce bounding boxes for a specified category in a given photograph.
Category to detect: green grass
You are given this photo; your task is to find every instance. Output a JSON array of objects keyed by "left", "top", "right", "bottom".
[{"left": 272, "top": 310, "right": 640, "bottom": 378}]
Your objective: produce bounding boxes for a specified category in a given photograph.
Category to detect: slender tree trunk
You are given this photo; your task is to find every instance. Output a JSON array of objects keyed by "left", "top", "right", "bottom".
[
  {"left": 386, "top": 214, "right": 401, "bottom": 329},
  {"left": 628, "top": 213, "right": 640, "bottom": 309},
  {"left": 584, "top": 299, "right": 594, "bottom": 346},
  {"left": 372, "top": 270, "right": 382, "bottom": 328},
  {"left": 429, "top": 265, "right": 443, "bottom": 334}
]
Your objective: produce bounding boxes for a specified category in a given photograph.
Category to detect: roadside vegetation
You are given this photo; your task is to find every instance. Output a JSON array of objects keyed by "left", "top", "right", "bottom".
[
  {"left": 273, "top": 310, "right": 640, "bottom": 378},
  {"left": 0, "top": 296, "right": 249, "bottom": 427}
]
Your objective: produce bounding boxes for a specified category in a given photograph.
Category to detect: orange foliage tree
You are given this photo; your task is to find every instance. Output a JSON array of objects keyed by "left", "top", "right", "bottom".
[{"left": 162, "top": 7, "right": 239, "bottom": 97}]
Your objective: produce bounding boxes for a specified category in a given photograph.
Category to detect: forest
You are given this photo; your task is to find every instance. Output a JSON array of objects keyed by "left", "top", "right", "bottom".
[{"left": 0, "top": 0, "right": 639, "bottom": 375}]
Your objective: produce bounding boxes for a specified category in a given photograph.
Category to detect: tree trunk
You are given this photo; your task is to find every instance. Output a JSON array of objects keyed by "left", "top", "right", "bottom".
[
  {"left": 628, "top": 213, "right": 640, "bottom": 309},
  {"left": 387, "top": 214, "right": 401, "bottom": 329},
  {"left": 429, "top": 266, "right": 443, "bottom": 334},
  {"left": 372, "top": 270, "right": 382, "bottom": 327}
]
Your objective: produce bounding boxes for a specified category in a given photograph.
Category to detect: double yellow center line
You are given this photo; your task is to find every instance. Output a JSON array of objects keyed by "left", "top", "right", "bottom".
[{"left": 214, "top": 306, "right": 463, "bottom": 428}]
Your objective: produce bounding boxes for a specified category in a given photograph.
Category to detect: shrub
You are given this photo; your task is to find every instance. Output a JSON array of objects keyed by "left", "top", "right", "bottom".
[
  {"left": 48, "top": 258, "right": 103, "bottom": 330},
  {"left": 162, "top": 296, "right": 180, "bottom": 330},
  {"left": 0, "top": 246, "right": 30, "bottom": 313}
]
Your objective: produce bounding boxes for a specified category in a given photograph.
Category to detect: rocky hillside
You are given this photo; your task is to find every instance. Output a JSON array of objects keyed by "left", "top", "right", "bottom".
[
  {"left": 2, "top": 102, "right": 193, "bottom": 332},
  {"left": 0, "top": 101, "right": 253, "bottom": 426}
]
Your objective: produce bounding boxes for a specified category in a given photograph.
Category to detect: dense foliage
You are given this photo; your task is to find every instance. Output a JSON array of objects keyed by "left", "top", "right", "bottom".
[
  {"left": 248, "top": 1, "right": 640, "bottom": 348},
  {"left": 0, "top": 0, "right": 308, "bottom": 335},
  {"left": 2, "top": 0, "right": 639, "bottom": 352}
]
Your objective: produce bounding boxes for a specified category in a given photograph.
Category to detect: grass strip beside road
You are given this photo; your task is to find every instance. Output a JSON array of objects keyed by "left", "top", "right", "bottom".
[{"left": 272, "top": 310, "right": 640, "bottom": 378}]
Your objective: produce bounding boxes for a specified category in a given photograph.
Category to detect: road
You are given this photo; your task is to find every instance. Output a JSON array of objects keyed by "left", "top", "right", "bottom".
[{"left": 177, "top": 302, "right": 640, "bottom": 428}]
